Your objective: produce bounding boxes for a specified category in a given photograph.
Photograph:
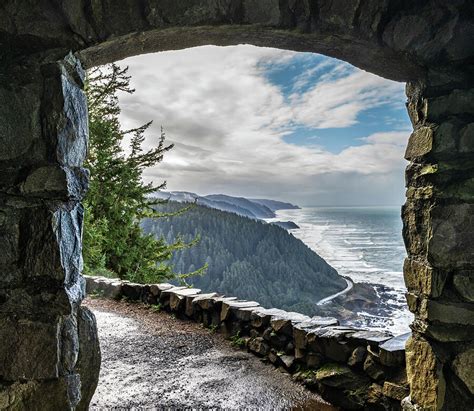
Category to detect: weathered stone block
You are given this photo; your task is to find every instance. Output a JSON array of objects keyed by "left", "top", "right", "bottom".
[
  {"left": 306, "top": 352, "right": 322, "bottom": 368},
  {"left": 405, "top": 292, "right": 418, "bottom": 312},
  {"left": 406, "top": 336, "right": 446, "bottom": 410},
  {"left": 405, "top": 126, "right": 434, "bottom": 160},
  {"left": 403, "top": 258, "right": 448, "bottom": 298},
  {"left": 0, "top": 317, "right": 61, "bottom": 380},
  {"left": 347, "top": 330, "right": 392, "bottom": 347},
  {"left": 122, "top": 282, "right": 144, "bottom": 301},
  {"left": 452, "top": 346, "right": 474, "bottom": 395},
  {"left": 453, "top": 271, "right": 474, "bottom": 302},
  {"left": 42, "top": 54, "right": 89, "bottom": 167},
  {"left": 24, "top": 204, "right": 84, "bottom": 285},
  {"left": 402, "top": 199, "right": 432, "bottom": 257},
  {"left": 412, "top": 318, "right": 474, "bottom": 342},
  {"left": 363, "top": 353, "right": 385, "bottom": 381},
  {"left": 307, "top": 327, "right": 358, "bottom": 362},
  {"left": 221, "top": 300, "right": 259, "bottom": 322},
  {"left": 420, "top": 299, "right": 474, "bottom": 325},
  {"left": 0, "top": 207, "right": 21, "bottom": 285},
  {"left": 459, "top": 122, "right": 474, "bottom": 153},
  {"left": 383, "top": 381, "right": 410, "bottom": 401},
  {"left": 348, "top": 346, "right": 367, "bottom": 368},
  {"left": 168, "top": 288, "right": 200, "bottom": 312},
  {"left": 250, "top": 309, "right": 271, "bottom": 329},
  {"left": 379, "top": 332, "right": 410, "bottom": 367},
  {"left": 426, "top": 89, "right": 474, "bottom": 122},
  {"left": 271, "top": 317, "right": 293, "bottom": 336},
  {"left": 21, "top": 165, "right": 89, "bottom": 200},
  {"left": 316, "top": 363, "right": 370, "bottom": 391},
  {"left": 429, "top": 203, "right": 474, "bottom": 269},
  {"left": 0, "top": 375, "right": 82, "bottom": 410},
  {"left": 367, "top": 383, "right": 384, "bottom": 407},
  {"left": 0, "top": 82, "right": 42, "bottom": 163},
  {"left": 280, "top": 354, "right": 295, "bottom": 370},
  {"left": 186, "top": 292, "right": 216, "bottom": 317},
  {"left": 76, "top": 306, "right": 101, "bottom": 411}
]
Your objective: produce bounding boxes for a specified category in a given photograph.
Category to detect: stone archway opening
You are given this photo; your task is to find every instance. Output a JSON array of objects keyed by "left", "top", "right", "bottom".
[
  {"left": 1, "top": 2, "right": 472, "bottom": 410},
  {"left": 111, "top": 44, "right": 414, "bottom": 337}
]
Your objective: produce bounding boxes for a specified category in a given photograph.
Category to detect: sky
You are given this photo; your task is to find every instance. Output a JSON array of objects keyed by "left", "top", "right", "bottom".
[{"left": 117, "top": 45, "right": 412, "bottom": 206}]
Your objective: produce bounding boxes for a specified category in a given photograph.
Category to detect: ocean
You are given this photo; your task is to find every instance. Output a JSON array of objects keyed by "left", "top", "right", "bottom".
[{"left": 271, "top": 206, "right": 413, "bottom": 334}]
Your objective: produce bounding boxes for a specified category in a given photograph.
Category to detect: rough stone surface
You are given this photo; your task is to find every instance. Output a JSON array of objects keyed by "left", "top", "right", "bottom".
[
  {"left": 76, "top": 306, "right": 101, "bottom": 411},
  {"left": 405, "top": 337, "right": 445, "bottom": 410},
  {"left": 83, "top": 276, "right": 411, "bottom": 409},
  {"left": 451, "top": 347, "right": 474, "bottom": 395},
  {"left": 0, "top": 54, "right": 100, "bottom": 409},
  {"left": 348, "top": 346, "right": 367, "bottom": 368},
  {"left": 383, "top": 381, "right": 410, "bottom": 401},
  {"left": 379, "top": 333, "right": 411, "bottom": 367},
  {"left": 2, "top": 2, "right": 474, "bottom": 410}
]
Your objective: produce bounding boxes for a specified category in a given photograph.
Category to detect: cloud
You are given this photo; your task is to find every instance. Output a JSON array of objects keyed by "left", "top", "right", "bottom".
[{"left": 115, "top": 45, "right": 410, "bottom": 205}]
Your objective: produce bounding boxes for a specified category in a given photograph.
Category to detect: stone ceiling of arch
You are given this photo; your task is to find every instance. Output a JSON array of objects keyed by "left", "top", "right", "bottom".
[{"left": 1, "top": 0, "right": 473, "bottom": 82}]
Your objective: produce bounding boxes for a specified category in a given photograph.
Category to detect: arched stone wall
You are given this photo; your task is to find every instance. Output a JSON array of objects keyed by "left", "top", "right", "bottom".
[{"left": 1, "top": 1, "right": 473, "bottom": 409}]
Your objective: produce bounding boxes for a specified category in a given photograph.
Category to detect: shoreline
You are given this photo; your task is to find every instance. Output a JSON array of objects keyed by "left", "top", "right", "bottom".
[{"left": 270, "top": 207, "right": 412, "bottom": 334}]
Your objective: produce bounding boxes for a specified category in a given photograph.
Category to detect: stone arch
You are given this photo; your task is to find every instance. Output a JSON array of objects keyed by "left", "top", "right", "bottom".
[{"left": 0, "top": 1, "right": 473, "bottom": 409}]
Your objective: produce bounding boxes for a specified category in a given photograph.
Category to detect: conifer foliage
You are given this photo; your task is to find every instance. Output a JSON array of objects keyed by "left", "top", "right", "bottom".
[{"left": 83, "top": 64, "right": 205, "bottom": 283}]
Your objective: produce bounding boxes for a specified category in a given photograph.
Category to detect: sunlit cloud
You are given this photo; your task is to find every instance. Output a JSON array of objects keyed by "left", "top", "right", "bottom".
[{"left": 116, "top": 45, "right": 410, "bottom": 206}]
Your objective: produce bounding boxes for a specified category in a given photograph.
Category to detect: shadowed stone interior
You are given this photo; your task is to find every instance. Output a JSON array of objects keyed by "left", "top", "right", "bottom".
[{"left": 0, "top": 1, "right": 473, "bottom": 409}]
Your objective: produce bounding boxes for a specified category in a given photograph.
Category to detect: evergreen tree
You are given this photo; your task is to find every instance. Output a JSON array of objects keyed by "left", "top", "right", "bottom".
[{"left": 83, "top": 64, "right": 205, "bottom": 283}]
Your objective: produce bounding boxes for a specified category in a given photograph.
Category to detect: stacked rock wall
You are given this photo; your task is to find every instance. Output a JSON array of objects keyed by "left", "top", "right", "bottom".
[
  {"left": 1, "top": 2, "right": 473, "bottom": 409},
  {"left": 0, "top": 55, "right": 100, "bottom": 410},
  {"left": 86, "top": 275, "right": 410, "bottom": 410},
  {"left": 402, "top": 73, "right": 474, "bottom": 410}
]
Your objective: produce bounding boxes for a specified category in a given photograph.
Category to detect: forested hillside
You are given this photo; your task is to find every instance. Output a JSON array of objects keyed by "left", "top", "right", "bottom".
[{"left": 142, "top": 201, "right": 346, "bottom": 314}]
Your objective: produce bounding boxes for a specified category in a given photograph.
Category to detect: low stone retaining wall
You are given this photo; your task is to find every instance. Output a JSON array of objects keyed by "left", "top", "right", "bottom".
[{"left": 85, "top": 276, "right": 410, "bottom": 410}]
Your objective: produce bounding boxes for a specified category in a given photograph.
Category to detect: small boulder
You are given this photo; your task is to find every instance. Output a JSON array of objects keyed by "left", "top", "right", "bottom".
[
  {"left": 379, "top": 332, "right": 410, "bottom": 366},
  {"left": 348, "top": 346, "right": 367, "bottom": 368},
  {"left": 248, "top": 337, "right": 270, "bottom": 356},
  {"left": 363, "top": 354, "right": 385, "bottom": 381},
  {"left": 280, "top": 355, "right": 295, "bottom": 370},
  {"left": 306, "top": 352, "right": 322, "bottom": 368},
  {"left": 315, "top": 363, "right": 369, "bottom": 390}
]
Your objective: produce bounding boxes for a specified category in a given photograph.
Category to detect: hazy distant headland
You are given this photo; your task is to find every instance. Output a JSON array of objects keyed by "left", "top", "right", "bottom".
[{"left": 152, "top": 191, "right": 300, "bottom": 219}]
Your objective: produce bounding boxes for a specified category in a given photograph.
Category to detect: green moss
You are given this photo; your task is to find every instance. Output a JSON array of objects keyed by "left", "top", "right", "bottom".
[
  {"left": 420, "top": 164, "right": 438, "bottom": 175},
  {"left": 315, "top": 363, "right": 349, "bottom": 378}
]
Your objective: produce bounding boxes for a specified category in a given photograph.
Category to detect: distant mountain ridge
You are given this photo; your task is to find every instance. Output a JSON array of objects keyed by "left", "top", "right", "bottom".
[{"left": 153, "top": 191, "right": 300, "bottom": 219}]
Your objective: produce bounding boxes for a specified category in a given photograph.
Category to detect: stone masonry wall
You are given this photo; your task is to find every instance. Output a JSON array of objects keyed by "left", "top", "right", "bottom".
[
  {"left": 86, "top": 275, "right": 410, "bottom": 410},
  {"left": 0, "top": 54, "right": 100, "bottom": 410},
  {"left": 1, "top": 2, "right": 473, "bottom": 409},
  {"left": 402, "top": 73, "right": 474, "bottom": 410}
]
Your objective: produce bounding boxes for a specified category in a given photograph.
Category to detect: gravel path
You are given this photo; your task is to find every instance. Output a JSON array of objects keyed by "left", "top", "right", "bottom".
[{"left": 85, "top": 298, "right": 336, "bottom": 410}]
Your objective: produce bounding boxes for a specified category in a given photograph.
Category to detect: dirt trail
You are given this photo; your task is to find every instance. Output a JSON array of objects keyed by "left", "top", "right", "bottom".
[{"left": 85, "top": 298, "right": 336, "bottom": 410}]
